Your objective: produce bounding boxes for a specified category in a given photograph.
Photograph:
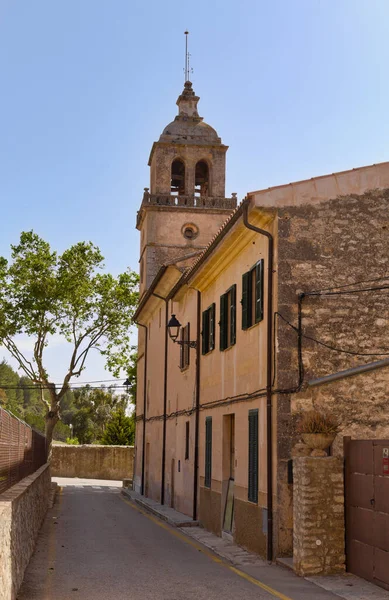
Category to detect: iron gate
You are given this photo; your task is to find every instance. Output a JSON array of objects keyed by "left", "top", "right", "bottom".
[{"left": 345, "top": 439, "right": 389, "bottom": 590}]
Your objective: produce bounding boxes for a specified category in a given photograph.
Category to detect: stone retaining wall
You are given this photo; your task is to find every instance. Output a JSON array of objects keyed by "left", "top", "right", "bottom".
[
  {"left": 0, "top": 463, "right": 51, "bottom": 600},
  {"left": 293, "top": 457, "right": 345, "bottom": 576},
  {"left": 51, "top": 444, "right": 134, "bottom": 480}
]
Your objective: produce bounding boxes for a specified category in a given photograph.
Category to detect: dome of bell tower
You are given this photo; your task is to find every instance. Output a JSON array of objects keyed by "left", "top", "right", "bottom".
[{"left": 159, "top": 81, "right": 221, "bottom": 145}]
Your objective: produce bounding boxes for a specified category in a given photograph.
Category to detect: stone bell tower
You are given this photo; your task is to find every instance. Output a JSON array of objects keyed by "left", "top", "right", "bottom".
[{"left": 136, "top": 80, "right": 237, "bottom": 295}]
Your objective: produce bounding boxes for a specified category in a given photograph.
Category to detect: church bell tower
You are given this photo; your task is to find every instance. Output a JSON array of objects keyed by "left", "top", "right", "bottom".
[{"left": 137, "top": 67, "right": 237, "bottom": 294}]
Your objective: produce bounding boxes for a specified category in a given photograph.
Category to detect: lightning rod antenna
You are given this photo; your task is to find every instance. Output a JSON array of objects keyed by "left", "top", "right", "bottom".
[{"left": 184, "top": 30, "right": 190, "bottom": 82}]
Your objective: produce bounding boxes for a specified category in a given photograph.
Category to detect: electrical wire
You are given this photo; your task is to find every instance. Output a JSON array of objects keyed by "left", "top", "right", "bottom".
[
  {"left": 307, "top": 275, "right": 389, "bottom": 295},
  {"left": 276, "top": 311, "right": 389, "bottom": 356}
]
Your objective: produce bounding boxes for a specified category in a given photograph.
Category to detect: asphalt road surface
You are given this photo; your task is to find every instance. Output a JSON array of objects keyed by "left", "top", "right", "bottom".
[{"left": 18, "top": 481, "right": 339, "bottom": 600}]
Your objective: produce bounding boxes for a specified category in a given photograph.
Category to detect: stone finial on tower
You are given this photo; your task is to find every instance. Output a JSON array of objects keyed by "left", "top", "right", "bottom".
[{"left": 176, "top": 81, "right": 200, "bottom": 119}]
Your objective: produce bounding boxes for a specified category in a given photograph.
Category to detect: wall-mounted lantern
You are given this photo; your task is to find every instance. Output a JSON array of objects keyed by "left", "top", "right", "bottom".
[{"left": 167, "top": 314, "right": 197, "bottom": 348}]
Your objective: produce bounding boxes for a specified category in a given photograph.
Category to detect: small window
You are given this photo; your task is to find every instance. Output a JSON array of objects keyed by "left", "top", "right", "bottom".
[
  {"left": 242, "top": 260, "right": 264, "bottom": 330},
  {"left": 180, "top": 323, "right": 190, "bottom": 369},
  {"left": 185, "top": 421, "right": 190, "bottom": 460},
  {"left": 205, "top": 417, "right": 212, "bottom": 488},
  {"left": 184, "top": 227, "right": 195, "bottom": 239},
  {"left": 219, "top": 285, "right": 237, "bottom": 351},
  {"left": 248, "top": 409, "right": 259, "bottom": 503},
  {"left": 202, "top": 303, "right": 216, "bottom": 355}
]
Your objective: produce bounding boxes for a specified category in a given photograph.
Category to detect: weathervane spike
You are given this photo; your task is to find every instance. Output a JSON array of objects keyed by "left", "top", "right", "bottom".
[{"left": 184, "top": 30, "right": 190, "bottom": 82}]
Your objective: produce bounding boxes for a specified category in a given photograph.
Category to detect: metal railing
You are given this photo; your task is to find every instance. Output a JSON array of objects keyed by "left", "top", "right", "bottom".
[{"left": 0, "top": 407, "right": 47, "bottom": 494}]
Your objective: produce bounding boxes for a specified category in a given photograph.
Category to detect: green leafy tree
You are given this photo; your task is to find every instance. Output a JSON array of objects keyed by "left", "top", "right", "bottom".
[
  {"left": 0, "top": 231, "right": 139, "bottom": 457},
  {"left": 101, "top": 409, "right": 134, "bottom": 445},
  {"left": 73, "top": 408, "right": 97, "bottom": 444},
  {"left": 125, "top": 350, "right": 137, "bottom": 408},
  {"left": 0, "top": 360, "right": 23, "bottom": 416}
]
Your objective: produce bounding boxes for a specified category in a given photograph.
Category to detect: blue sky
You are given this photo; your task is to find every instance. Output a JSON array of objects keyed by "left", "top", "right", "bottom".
[{"left": 1, "top": 0, "right": 388, "bottom": 385}]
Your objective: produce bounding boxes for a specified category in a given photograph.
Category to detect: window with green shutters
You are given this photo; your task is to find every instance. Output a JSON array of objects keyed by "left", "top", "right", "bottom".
[
  {"left": 248, "top": 409, "right": 258, "bottom": 503},
  {"left": 242, "top": 260, "right": 264, "bottom": 330},
  {"left": 202, "top": 303, "right": 216, "bottom": 355},
  {"left": 219, "top": 284, "right": 236, "bottom": 351},
  {"left": 205, "top": 417, "right": 212, "bottom": 488}
]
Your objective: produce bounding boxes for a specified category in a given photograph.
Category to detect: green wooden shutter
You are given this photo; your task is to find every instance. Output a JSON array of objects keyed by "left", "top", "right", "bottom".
[
  {"left": 205, "top": 417, "right": 212, "bottom": 488},
  {"left": 242, "top": 272, "right": 250, "bottom": 330},
  {"left": 230, "top": 284, "right": 237, "bottom": 345},
  {"left": 210, "top": 303, "right": 216, "bottom": 351},
  {"left": 248, "top": 409, "right": 258, "bottom": 503},
  {"left": 219, "top": 294, "right": 227, "bottom": 350},
  {"left": 255, "top": 260, "right": 264, "bottom": 323},
  {"left": 202, "top": 310, "right": 208, "bottom": 355}
]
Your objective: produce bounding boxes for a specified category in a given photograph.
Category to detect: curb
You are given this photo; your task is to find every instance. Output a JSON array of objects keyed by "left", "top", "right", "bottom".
[{"left": 121, "top": 488, "right": 199, "bottom": 528}]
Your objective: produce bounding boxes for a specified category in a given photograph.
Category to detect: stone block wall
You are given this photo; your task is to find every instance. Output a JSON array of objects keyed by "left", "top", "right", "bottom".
[
  {"left": 0, "top": 463, "right": 51, "bottom": 600},
  {"left": 293, "top": 457, "right": 345, "bottom": 576},
  {"left": 274, "top": 187, "right": 389, "bottom": 557},
  {"left": 51, "top": 444, "right": 134, "bottom": 480}
]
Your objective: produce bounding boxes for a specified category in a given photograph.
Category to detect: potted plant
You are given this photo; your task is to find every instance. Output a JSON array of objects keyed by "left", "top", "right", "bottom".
[{"left": 296, "top": 410, "right": 339, "bottom": 455}]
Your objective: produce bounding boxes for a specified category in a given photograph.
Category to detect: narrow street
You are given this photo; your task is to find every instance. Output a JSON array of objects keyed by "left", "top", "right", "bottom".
[{"left": 18, "top": 481, "right": 339, "bottom": 600}]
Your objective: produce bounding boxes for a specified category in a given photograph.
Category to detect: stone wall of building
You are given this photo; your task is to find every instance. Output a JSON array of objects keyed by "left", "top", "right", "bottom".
[
  {"left": 51, "top": 445, "right": 134, "bottom": 480},
  {"left": 0, "top": 463, "right": 51, "bottom": 600},
  {"left": 293, "top": 457, "right": 345, "bottom": 576},
  {"left": 273, "top": 187, "right": 389, "bottom": 557}
]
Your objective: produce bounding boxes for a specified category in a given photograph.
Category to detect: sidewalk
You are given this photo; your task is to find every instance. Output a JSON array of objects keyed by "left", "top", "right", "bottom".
[{"left": 122, "top": 489, "right": 389, "bottom": 600}]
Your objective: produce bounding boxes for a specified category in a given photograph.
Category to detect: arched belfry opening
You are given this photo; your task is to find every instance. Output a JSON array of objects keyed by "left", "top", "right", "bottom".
[
  {"left": 171, "top": 159, "right": 186, "bottom": 196},
  {"left": 195, "top": 160, "right": 209, "bottom": 197}
]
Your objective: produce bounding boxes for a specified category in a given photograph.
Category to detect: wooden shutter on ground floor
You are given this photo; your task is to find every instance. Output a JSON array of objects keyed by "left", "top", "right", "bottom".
[
  {"left": 248, "top": 409, "right": 258, "bottom": 503},
  {"left": 205, "top": 417, "right": 212, "bottom": 488}
]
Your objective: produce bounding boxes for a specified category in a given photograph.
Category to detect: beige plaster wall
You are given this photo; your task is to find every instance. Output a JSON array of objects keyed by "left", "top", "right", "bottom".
[
  {"left": 192, "top": 213, "right": 277, "bottom": 555},
  {"left": 51, "top": 445, "right": 134, "bottom": 480},
  {"left": 0, "top": 464, "right": 51, "bottom": 600},
  {"left": 165, "top": 288, "right": 198, "bottom": 516}
]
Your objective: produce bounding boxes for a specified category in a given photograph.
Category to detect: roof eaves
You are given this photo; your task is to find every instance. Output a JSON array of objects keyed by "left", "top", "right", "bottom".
[
  {"left": 133, "top": 266, "right": 168, "bottom": 323},
  {"left": 184, "top": 198, "right": 249, "bottom": 284}
]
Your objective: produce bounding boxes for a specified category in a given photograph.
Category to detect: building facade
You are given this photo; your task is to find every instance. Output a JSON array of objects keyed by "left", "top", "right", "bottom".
[{"left": 133, "top": 80, "right": 389, "bottom": 572}]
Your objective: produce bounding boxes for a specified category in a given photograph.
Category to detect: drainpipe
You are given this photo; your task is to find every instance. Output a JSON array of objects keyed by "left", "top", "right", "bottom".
[
  {"left": 243, "top": 199, "right": 274, "bottom": 563},
  {"left": 193, "top": 290, "right": 201, "bottom": 521},
  {"left": 134, "top": 321, "right": 148, "bottom": 496},
  {"left": 161, "top": 299, "right": 169, "bottom": 505}
]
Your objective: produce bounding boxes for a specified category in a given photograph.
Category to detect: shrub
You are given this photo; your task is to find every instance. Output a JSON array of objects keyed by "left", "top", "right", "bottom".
[
  {"left": 296, "top": 410, "right": 339, "bottom": 435},
  {"left": 66, "top": 437, "right": 79, "bottom": 445},
  {"left": 101, "top": 410, "right": 134, "bottom": 445}
]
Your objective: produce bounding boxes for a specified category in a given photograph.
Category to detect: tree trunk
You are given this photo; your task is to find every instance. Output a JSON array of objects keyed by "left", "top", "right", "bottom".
[{"left": 45, "top": 408, "right": 59, "bottom": 462}]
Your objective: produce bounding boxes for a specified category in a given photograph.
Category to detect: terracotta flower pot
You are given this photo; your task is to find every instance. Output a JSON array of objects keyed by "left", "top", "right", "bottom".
[{"left": 301, "top": 432, "right": 336, "bottom": 451}]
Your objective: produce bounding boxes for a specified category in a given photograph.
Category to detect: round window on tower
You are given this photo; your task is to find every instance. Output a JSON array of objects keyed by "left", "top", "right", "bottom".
[{"left": 182, "top": 223, "right": 199, "bottom": 241}]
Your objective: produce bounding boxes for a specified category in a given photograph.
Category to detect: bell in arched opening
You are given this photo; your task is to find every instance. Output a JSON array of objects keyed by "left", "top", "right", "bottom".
[
  {"left": 195, "top": 160, "right": 209, "bottom": 197},
  {"left": 171, "top": 159, "right": 186, "bottom": 196}
]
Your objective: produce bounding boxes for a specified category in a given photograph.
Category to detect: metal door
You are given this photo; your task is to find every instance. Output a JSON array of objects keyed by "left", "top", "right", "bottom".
[{"left": 345, "top": 439, "right": 389, "bottom": 590}]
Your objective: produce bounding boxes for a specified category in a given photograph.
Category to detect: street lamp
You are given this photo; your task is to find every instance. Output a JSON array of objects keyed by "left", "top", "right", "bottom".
[
  {"left": 167, "top": 314, "right": 197, "bottom": 348},
  {"left": 123, "top": 378, "right": 131, "bottom": 393},
  {"left": 69, "top": 423, "right": 73, "bottom": 439}
]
